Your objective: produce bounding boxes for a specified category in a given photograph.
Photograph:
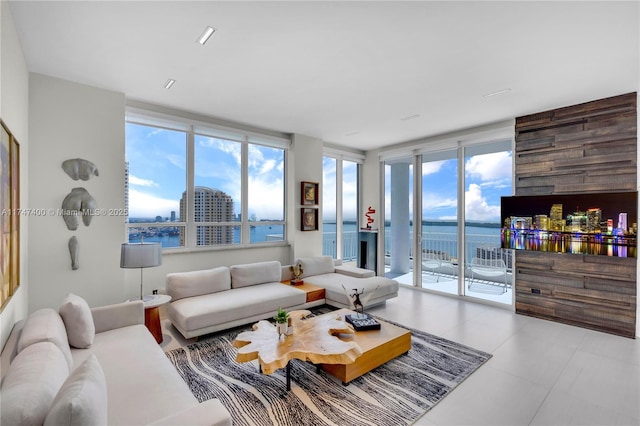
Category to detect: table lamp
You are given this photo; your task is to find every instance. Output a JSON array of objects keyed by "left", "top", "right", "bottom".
[{"left": 120, "top": 242, "right": 162, "bottom": 301}]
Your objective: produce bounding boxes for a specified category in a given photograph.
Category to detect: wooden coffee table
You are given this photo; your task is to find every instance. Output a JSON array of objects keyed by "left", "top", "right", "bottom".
[
  {"left": 233, "top": 310, "right": 362, "bottom": 390},
  {"left": 233, "top": 308, "right": 411, "bottom": 389},
  {"left": 320, "top": 308, "right": 412, "bottom": 385}
]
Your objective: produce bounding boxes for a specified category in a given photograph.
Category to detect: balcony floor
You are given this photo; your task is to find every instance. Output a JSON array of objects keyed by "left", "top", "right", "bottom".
[{"left": 388, "top": 269, "right": 514, "bottom": 305}]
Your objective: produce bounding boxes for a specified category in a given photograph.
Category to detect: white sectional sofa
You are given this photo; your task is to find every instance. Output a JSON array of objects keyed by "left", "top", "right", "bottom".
[
  {"left": 0, "top": 295, "right": 231, "bottom": 426},
  {"left": 166, "top": 257, "right": 399, "bottom": 340}
]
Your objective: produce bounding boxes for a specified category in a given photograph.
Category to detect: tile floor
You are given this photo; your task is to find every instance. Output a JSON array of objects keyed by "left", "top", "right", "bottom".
[{"left": 159, "top": 286, "right": 640, "bottom": 426}]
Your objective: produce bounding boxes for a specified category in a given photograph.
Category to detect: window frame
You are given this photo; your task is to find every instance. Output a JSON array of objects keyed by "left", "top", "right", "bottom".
[{"left": 125, "top": 108, "right": 290, "bottom": 251}]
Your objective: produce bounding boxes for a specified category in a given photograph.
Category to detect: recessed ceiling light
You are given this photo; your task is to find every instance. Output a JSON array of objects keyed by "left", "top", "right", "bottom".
[
  {"left": 400, "top": 114, "right": 420, "bottom": 121},
  {"left": 164, "top": 79, "right": 176, "bottom": 89},
  {"left": 483, "top": 88, "right": 511, "bottom": 98},
  {"left": 197, "top": 26, "right": 216, "bottom": 45}
]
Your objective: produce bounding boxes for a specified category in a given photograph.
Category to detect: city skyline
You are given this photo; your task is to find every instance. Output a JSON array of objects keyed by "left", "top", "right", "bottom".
[{"left": 501, "top": 192, "right": 638, "bottom": 234}]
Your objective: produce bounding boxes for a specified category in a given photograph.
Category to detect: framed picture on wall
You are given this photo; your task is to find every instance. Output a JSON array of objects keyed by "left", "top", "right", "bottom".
[
  {"left": 301, "top": 181, "right": 319, "bottom": 205},
  {"left": 301, "top": 208, "right": 318, "bottom": 231},
  {"left": 1, "top": 120, "right": 20, "bottom": 311}
]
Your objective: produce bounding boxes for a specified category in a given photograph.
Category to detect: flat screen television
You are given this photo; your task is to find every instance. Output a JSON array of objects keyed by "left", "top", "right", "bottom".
[{"left": 500, "top": 192, "right": 637, "bottom": 258}]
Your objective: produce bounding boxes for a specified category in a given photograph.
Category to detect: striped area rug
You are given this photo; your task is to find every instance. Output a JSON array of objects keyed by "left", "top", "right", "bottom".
[{"left": 165, "top": 312, "right": 491, "bottom": 426}]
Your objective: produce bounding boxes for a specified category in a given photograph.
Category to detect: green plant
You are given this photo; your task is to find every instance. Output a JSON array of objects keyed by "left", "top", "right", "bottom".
[{"left": 273, "top": 307, "right": 289, "bottom": 324}]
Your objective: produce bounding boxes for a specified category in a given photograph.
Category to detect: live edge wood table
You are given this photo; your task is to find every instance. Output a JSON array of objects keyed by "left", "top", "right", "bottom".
[
  {"left": 233, "top": 308, "right": 412, "bottom": 390},
  {"left": 321, "top": 308, "right": 411, "bottom": 385},
  {"left": 233, "top": 310, "right": 361, "bottom": 391}
]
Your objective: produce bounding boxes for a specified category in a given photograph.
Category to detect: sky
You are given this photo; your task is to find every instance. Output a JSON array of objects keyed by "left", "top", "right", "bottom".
[
  {"left": 126, "top": 123, "right": 284, "bottom": 220},
  {"left": 384, "top": 150, "right": 512, "bottom": 223},
  {"left": 126, "top": 122, "right": 511, "bottom": 223}
]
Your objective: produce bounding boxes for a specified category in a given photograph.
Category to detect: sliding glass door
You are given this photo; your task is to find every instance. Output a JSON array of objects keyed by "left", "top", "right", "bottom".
[
  {"left": 382, "top": 138, "right": 513, "bottom": 306},
  {"left": 420, "top": 150, "right": 458, "bottom": 294},
  {"left": 463, "top": 141, "right": 513, "bottom": 304}
]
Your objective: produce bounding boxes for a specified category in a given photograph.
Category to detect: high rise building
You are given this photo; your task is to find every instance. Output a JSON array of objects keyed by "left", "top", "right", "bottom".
[
  {"left": 179, "top": 186, "right": 234, "bottom": 246},
  {"left": 618, "top": 212, "right": 628, "bottom": 234},
  {"left": 568, "top": 210, "right": 587, "bottom": 232},
  {"left": 586, "top": 208, "right": 602, "bottom": 233},
  {"left": 534, "top": 214, "right": 549, "bottom": 230},
  {"left": 550, "top": 203, "right": 564, "bottom": 231}
]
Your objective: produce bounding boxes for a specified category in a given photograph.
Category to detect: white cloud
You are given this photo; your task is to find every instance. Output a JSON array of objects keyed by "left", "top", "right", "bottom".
[
  {"left": 422, "top": 193, "right": 457, "bottom": 220},
  {"left": 465, "top": 183, "right": 500, "bottom": 221},
  {"left": 129, "top": 175, "right": 157, "bottom": 187},
  {"left": 198, "top": 137, "right": 241, "bottom": 165},
  {"left": 165, "top": 154, "right": 186, "bottom": 170},
  {"left": 422, "top": 160, "right": 446, "bottom": 176},
  {"left": 466, "top": 152, "right": 511, "bottom": 182},
  {"left": 248, "top": 176, "right": 284, "bottom": 220},
  {"left": 258, "top": 159, "right": 277, "bottom": 174},
  {"left": 128, "top": 189, "right": 179, "bottom": 218}
]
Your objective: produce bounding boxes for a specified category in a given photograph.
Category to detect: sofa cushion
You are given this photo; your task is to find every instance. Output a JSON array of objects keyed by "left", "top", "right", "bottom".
[
  {"left": 76, "top": 324, "right": 199, "bottom": 425},
  {"left": 44, "top": 355, "right": 108, "bottom": 426},
  {"left": 230, "top": 261, "right": 282, "bottom": 288},
  {"left": 166, "top": 266, "right": 231, "bottom": 301},
  {"left": 335, "top": 265, "right": 375, "bottom": 278},
  {"left": 17, "top": 308, "right": 74, "bottom": 370},
  {"left": 297, "top": 256, "right": 335, "bottom": 278},
  {"left": 168, "top": 283, "right": 306, "bottom": 333},
  {"left": 0, "top": 341, "right": 70, "bottom": 426},
  {"left": 59, "top": 293, "right": 95, "bottom": 349}
]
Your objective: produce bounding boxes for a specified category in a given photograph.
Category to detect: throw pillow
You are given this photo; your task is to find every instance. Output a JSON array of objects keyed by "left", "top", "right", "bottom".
[
  {"left": 0, "top": 341, "right": 70, "bottom": 426},
  {"left": 59, "top": 293, "right": 95, "bottom": 349},
  {"left": 44, "top": 355, "right": 108, "bottom": 426},
  {"left": 17, "top": 308, "right": 74, "bottom": 370}
]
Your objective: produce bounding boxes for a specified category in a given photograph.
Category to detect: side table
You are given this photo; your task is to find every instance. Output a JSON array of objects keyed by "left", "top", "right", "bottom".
[
  {"left": 280, "top": 281, "right": 325, "bottom": 303},
  {"left": 140, "top": 294, "right": 172, "bottom": 343}
]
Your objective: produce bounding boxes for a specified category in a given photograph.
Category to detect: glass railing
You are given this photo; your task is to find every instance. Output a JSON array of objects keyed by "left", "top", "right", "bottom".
[
  {"left": 322, "top": 231, "right": 359, "bottom": 261},
  {"left": 322, "top": 230, "right": 511, "bottom": 272}
]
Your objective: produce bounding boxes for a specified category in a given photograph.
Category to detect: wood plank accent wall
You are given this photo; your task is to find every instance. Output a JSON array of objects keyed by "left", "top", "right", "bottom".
[{"left": 514, "top": 92, "right": 637, "bottom": 338}]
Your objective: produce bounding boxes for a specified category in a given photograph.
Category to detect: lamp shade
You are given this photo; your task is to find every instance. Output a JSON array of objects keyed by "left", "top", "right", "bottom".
[{"left": 120, "top": 243, "right": 162, "bottom": 269}]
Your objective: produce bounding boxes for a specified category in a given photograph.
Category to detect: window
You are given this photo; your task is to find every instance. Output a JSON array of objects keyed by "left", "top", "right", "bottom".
[
  {"left": 125, "top": 122, "right": 186, "bottom": 248},
  {"left": 247, "top": 144, "right": 285, "bottom": 243},
  {"left": 322, "top": 152, "right": 362, "bottom": 260},
  {"left": 125, "top": 111, "right": 288, "bottom": 249},
  {"left": 342, "top": 160, "right": 359, "bottom": 261},
  {"left": 193, "top": 135, "right": 240, "bottom": 246},
  {"left": 322, "top": 157, "right": 337, "bottom": 257}
]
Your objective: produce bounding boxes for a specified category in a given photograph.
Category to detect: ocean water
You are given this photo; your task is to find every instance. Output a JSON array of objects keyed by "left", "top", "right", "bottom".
[{"left": 129, "top": 222, "right": 500, "bottom": 255}]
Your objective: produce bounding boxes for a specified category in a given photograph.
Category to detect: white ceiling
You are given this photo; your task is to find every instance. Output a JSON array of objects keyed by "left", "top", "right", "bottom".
[{"left": 8, "top": 1, "right": 640, "bottom": 151}]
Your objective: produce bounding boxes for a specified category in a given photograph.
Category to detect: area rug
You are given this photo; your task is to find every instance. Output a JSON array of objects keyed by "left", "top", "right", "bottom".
[{"left": 165, "top": 310, "right": 492, "bottom": 426}]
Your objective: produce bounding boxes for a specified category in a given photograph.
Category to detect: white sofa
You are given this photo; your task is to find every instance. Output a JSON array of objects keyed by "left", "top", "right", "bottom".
[
  {"left": 0, "top": 295, "right": 231, "bottom": 426},
  {"left": 166, "top": 257, "right": 399, "bottom": 340},
  {"left": 292, "top": 256, "right": 399, "bottom": 309}
]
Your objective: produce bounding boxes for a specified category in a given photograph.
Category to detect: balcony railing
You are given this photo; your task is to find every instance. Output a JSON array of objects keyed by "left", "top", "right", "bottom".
[{"left": 322, "top": 230, "right": 511, "bottom": 271}]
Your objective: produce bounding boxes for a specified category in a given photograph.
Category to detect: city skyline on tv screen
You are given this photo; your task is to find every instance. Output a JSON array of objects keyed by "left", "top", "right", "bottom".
[{"left": 500, "top": 192, "right": 637, "bottom": 258}]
